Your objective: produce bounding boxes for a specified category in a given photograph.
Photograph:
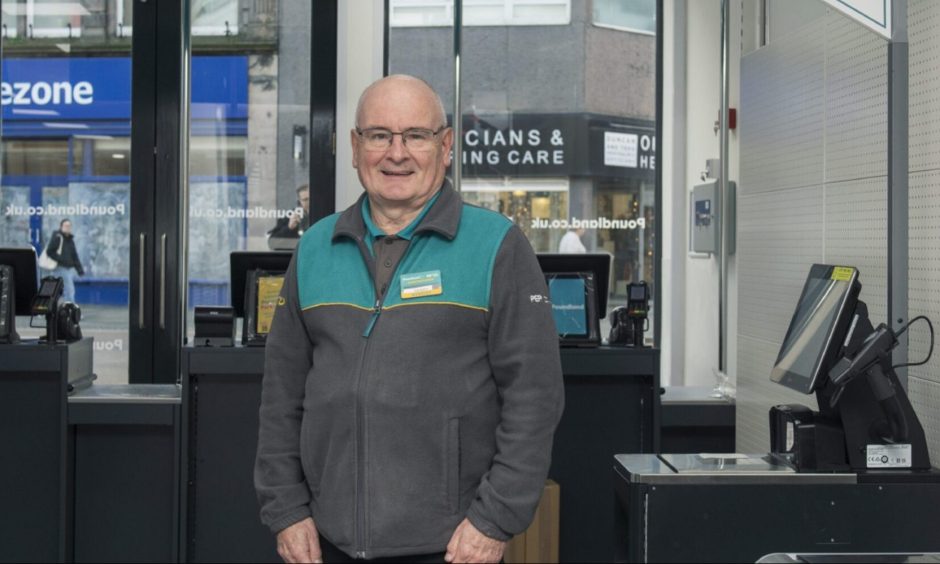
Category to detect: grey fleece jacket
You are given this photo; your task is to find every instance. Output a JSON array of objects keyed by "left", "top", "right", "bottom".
[{"left": 254, "top": 183, "right": 565, "bottom": 559}]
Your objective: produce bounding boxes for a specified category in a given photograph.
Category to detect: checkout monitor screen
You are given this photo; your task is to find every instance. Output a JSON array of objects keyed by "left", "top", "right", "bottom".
[
  {"left": 544, "top": 272, "right": 598, "bottom": 343},
  {"left": 770, "top": 265, "right": 859, "bottom": 394}
]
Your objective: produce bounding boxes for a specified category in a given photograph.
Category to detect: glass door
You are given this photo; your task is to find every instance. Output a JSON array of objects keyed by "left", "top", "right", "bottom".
[
  {"left": 183, "top": 0, "right": 336, "bottom": 345},
  {"left": 2, "top": 0, "right": 336, "bottom": 383},
  {"left": 1, "top": 0, "right": 135, "bottom": 383}
]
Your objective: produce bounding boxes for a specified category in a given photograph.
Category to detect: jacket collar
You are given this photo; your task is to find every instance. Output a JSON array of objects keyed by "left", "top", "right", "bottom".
[{"left": 332, "top": 178, "right": 461, "bottom": 242}]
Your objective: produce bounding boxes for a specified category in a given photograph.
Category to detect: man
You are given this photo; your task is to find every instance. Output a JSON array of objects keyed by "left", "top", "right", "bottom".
[
  {"left": 45, "top": 218, "right": 85, "bottom": 303},
  {"left": 268, "top": 185, "right": 311, "bottom": 240},
  {"left": 558, "top": 227, "right": 587, "bottom": 253},
  {"left": 255, "top": 75, "right": 564, "bottom": 563}
]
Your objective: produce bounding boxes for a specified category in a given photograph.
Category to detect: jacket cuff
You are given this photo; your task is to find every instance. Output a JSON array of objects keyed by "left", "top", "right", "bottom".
[
  {"left": 268, "top": 506, "right": 313, "bottom": 536},
  {"left": 465, "top": 503, "right": 513, "bottom": 542}
]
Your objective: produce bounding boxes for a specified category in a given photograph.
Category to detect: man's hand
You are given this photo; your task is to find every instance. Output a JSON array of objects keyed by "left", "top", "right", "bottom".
[
  {"left": 445, "top": 518, "right": 506, "bottom": 563},
  {"left": 288, "top": 208, "right": 303, "bottom": 230},
  {"left": 276, "top": 517, "right": 322, "bottom": 563}
]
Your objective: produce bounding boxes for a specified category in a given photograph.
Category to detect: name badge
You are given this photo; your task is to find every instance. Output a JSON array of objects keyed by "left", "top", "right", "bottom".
[{"left": 400, "top": 270, "right": 443, "bottom": 299}]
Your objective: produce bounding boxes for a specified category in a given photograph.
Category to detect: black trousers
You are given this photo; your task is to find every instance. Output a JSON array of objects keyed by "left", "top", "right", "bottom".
[{"left": 319, "top": 537, "right": 446, "bottom": 563}]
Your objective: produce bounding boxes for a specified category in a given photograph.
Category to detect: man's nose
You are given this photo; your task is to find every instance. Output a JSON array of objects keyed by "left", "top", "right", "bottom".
[{"left": 385, "top": 134, "right": 410, "bottom": 161}]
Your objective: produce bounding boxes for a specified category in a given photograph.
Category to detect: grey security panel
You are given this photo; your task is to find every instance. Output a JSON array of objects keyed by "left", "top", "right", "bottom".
[{"left": 691, "top": 181, "right": 719, "bottom": 254}]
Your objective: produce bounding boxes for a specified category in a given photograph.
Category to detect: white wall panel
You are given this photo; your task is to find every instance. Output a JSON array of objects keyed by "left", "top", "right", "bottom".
[
  {"left": 909, "top": 170, "right": 940, "bottom": 389},
  {"left": 823, "top": 177, "right": 888, "bottom": 324},
  {"left": 740, "top": 19, "right": 825, "bottom": 194},
  {"left": 909, "top": 377, "right": 940, "bottom": 464},
  {"left": 908, "top": 1, "right": 940, "bottom": 465},
  {"left": 824, "top": 13, "right": 888, "bottom": 183},
  {"left": 737, "top": 187, "right": 824, "bottom": 345},
  {"left": 909, "top": 0, "right": 940, "bottom": 173},
  {"left": 737, "top": 6, "right": 890, "bottom": 453}
]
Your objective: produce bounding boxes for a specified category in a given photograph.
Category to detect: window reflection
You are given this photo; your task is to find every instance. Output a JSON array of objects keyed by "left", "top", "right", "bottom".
[
  {"left": 0, "top": 0, "right": 288, "bottom": 379},
  {"left": 0, "top": 0, "right": 136, "bottom": 383},
  {"left": 389, "top": 0, "right": 658, "bottom": 341},
  {"left": 184, "top": 0, "right": 310, "bottom": 343}
]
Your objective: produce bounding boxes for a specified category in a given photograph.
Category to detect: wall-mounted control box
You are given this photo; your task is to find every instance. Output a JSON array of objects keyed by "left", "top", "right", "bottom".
[{"left": 691, "top": 181, "right": 719, "bottom": 254}]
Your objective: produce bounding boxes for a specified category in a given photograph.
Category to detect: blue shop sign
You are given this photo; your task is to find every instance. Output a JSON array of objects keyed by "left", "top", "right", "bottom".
[{"left": 2, "top": 56, "right": 248, "bottom": 121}]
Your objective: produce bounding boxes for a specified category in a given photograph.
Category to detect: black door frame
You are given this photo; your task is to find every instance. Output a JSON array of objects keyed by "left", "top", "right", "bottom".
[{"left": 131, "top": 0, "right": 338, "bottom": 383}]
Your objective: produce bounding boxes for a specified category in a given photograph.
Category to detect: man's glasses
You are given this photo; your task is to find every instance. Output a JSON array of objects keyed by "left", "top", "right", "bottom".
[{"left": 356, "top": 126, "right": 447, "bottom": 152}]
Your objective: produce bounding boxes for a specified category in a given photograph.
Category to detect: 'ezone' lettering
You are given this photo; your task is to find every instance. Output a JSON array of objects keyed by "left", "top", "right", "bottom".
[{"left": 1, "top": 81, "right": 94, "bottom": 106}]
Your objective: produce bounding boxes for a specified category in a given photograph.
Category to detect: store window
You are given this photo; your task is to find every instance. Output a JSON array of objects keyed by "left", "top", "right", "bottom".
[
  {"left": 91, "top": 138, "right": 130, "bottom": 176},
  {"left": 593, "top": 0, "right": 656, "bottom": 34},
  {"left": 2, "top": 139, "right": 71, "bottom": 175},
  {"left": 117, "top": 0, "right": 241, "bottom": 37},
  {"left": 184, "top": 0, "right": 312, "bottom": 342},
  {"left": 388, "top": 0, "right": 658, "bottom": 339},
  {"left": 188, "top": 136, "right": 247, "bottom": 177},
  {"left": 1, "top": 0, "right": 136, "bottom": 383},
  {"left": 389, "top": 0, "right": 570, "bottom": 27}
]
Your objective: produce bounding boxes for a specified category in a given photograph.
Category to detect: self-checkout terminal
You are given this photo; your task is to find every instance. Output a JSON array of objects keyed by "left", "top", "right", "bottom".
[
  {"left": 768, "top": 264, "right": 933, "bottom": 472},
  {"left": 621, "top": 264, "right": 935, "bottom": 474},
  {"left": 0, "top": 247, "right": 84, "bottom": 345},
  {"left": 614, "top": 264, "right": 940, "bottom": 562}
]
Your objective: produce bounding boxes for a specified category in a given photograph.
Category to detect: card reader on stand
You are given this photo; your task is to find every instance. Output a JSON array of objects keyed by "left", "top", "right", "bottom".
[
  {"left": 625, "top": 282, "right": 650, "bottom": 347},
  {"left": 31, "top": 276, "right": 64, "bottom": 345}
]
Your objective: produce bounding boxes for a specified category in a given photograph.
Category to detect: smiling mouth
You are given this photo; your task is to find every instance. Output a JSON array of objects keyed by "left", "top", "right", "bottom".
[{"left": 382, "top": 170, "right": 414, "bottom": 177}]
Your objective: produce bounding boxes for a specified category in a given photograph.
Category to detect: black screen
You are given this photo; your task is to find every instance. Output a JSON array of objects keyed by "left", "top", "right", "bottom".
[
  {"left": 629, "top": 284, "right": 647, "bottom": 301},
  {"left": 771, "top": 266, "right": 858, "bottom": 394},
  {"left": 38, "top": 279, "right": 59, "bottom": 297}
]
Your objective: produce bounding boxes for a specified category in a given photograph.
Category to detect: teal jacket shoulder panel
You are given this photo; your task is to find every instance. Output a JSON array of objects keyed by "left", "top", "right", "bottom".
[
  {"left": 382, "top": 203, "right": 513, "bottom": 311},
  {"left": 296, "top": 212, "right": 374, "bottom": 311}
]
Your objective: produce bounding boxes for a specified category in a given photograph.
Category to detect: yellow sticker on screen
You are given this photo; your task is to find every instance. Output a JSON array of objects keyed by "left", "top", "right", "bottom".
[{"left": 831, "top": 266, "right": 854, "bottom": 281}]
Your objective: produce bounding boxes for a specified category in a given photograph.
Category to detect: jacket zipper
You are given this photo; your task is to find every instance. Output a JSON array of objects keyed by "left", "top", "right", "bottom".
[
  {"left": 353, "top": 333, "right": 370, "bottom": 560},
  {"left": 353, "top": 236, "right": 411, "bottom": 559}
]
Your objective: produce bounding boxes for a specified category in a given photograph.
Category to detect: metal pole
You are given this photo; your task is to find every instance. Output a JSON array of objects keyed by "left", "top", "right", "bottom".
[
  {"left": 452, "top": 0, "right": 463, "bottom": 192},
  {"left": 718, "top": 0, "right": 730, "bottom": 372},
  {"left": 888, "top": 1, "right": 909, "bottom": 390},
  {"left": 177, "top": 0, "right": 191, "bottom": 370}
]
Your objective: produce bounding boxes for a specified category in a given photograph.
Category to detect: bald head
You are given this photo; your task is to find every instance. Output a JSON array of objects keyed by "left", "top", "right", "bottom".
[
  {"left": 350, "top": 74, "right": 454, "bottom": 219},
  {"left": 355, "top": 75, "right": 447, "bottom": 130}
]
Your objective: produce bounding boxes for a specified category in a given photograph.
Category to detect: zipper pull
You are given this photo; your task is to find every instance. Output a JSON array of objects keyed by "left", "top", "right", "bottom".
[{"left": 362, "top": 299, "right": 381, "bottom": 338}]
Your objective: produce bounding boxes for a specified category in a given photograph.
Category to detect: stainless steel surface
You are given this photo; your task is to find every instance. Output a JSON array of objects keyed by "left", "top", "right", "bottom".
[
  {"left": 68, "top": 383, "right": 181, "bottom": 404},
  {"left": 661, "top": 453, "right": 794, "bottom": 473},
  {"left": 138, "top": 232, "right": 145, "bottom": 329},
  {"left": 615, "top": 454, "right": 857, "bottom": 485},
  {"left": 615, "top": 454, "right": 675, "bottom": 478},
  {"left": 757, "top": 553, "right": 940, "bottom": 563},
  {"left": 662, "top": 385, "right": 734, "bottom": 405},
  {"left": 160, "top": 232, "right": 167, "bottom": 329}
]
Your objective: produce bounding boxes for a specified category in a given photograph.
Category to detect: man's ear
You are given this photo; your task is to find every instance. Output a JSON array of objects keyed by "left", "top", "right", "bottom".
[
  {"left": 350, "top": 129, "right": 360, "bottom": 169},
  {"left": 441, "top": 127, "right": 455, "bottom": 167}
]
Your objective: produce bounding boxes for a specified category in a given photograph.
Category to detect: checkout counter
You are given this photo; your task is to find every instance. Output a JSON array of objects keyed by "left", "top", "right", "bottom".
[
  {"left": 614, "top": 264, "right": 940, "bottom": 562},
  {"left": 0, "top": 338, "right": 181, "bottom": 563},
  {"left": 8, "top": 251, "right": 938, "bottom": 563},
  {"left": 614, "top": 453, "right": 940, "bottom": 562},
  {"left": 0, "top": 249, "right": 661, "bottom": 562},
  {"left": 181, "top": 344, "right": 660, "bottom": 562},
  {"left": 0, "top": 338, "right": 92, "bottom": 563}
]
